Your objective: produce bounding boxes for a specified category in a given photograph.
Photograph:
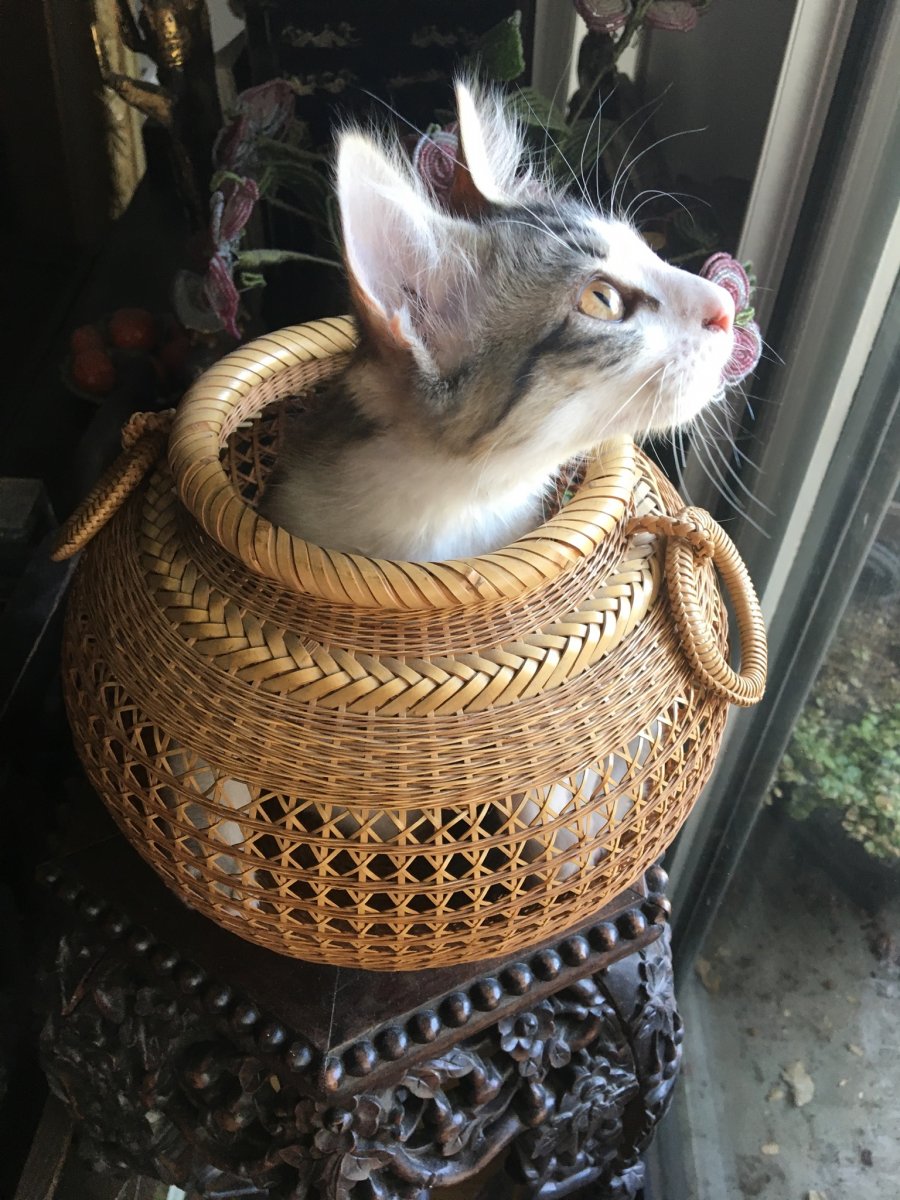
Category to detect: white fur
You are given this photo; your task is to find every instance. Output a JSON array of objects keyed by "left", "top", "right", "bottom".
[
  {"left": 277, "top": 433, "right": 561, "bottom": 561},
  {"left": 587, "top": 219, "right": 735, "bottom": 429},
  {"left": 454, "top": 80, "right": 532, "bottom": 204}
]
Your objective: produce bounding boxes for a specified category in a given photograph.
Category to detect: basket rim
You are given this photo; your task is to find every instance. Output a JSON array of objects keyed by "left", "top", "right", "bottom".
[{"left": 169, "top": 316, "right": 640, "bottom": 611}]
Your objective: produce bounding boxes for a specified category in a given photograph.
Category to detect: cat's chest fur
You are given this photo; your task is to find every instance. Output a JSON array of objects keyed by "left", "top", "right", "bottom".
[{"left": 265, "top": 420, "right": 549, "bottom": 561}]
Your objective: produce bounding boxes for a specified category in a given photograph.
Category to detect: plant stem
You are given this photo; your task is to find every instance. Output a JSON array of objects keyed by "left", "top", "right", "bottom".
[
  {"left": 264, "top": 194, "right": 332, "bottom": 232},
  {"left": 666, "top": 250, "right": 704, "bottom": 265},
  {"left": 258, "top": 136, "right": 329, "bottom": 163},
  {"left": 236, "top": 249, "right": 344, "bottom": 272},
  {"left": 570, "top": 0, "right": 655, "bottom": 126}
]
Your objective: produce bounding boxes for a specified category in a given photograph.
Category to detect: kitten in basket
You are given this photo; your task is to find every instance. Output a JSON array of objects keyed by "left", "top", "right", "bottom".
[
  {"left": 192, "top": 82, "right": 737, "bottom": 897},
  {"left": 261, "top": 79, "right": 736, "bottom": 560}
]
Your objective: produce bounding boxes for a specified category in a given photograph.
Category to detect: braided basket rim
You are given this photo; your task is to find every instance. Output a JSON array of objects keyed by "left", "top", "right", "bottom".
[{"left": 168, "top": 316, "right": 641, "bottom": 611}]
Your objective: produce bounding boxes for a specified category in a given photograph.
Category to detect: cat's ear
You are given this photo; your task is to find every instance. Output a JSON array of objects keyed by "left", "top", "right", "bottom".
[
  {"left": 453, "top": 79, "right": 529, "bottom": 207},
  {"left": 337, "top": 132, "right": 468, "bottom": 363}
]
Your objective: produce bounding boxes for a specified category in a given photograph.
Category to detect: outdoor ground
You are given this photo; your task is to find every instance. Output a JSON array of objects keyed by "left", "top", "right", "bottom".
[{"left": 667, "top": 809, "right": 900, "bottom": 1199}]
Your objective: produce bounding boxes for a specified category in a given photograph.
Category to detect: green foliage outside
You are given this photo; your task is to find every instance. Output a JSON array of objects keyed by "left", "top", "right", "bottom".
[{"left": 774, "top": 591, "right": 900, "bottom": 863}]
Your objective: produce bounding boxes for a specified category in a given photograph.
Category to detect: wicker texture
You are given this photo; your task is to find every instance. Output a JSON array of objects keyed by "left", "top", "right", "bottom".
[{"left": 56, "top": 318, "right": 765, "bottom": 969}]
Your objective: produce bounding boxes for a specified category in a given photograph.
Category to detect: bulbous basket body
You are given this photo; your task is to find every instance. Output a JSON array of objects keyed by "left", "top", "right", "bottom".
[{"left": 58, "top": 318, "right": 763, "bottom": 970}]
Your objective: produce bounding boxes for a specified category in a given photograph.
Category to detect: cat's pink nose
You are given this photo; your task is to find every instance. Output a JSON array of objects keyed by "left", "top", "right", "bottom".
[{"left": 703, "top": 304, "right": 734, "bottom": 333}]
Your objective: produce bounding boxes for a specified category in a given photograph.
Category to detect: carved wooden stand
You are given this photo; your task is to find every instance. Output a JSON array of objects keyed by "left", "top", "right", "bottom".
[{"left": 38, "top": 836, "right": 680, "bottom": 1200}]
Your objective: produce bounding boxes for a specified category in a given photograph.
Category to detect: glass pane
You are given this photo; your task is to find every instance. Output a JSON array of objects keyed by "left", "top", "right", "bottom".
[{"left": 668, "top": 487, "right": 899, "bottom": 1198}]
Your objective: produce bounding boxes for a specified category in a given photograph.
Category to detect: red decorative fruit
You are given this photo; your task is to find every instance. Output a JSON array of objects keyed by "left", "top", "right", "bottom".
[
  {"left": 70, "top": 324, "right": 106, "bottom": 354},
  {"left": 109, "top": 307, "right": 157, "bottom": 351},
  {"left": 71, "top": 348, "right": 116, "bottom": 395}
]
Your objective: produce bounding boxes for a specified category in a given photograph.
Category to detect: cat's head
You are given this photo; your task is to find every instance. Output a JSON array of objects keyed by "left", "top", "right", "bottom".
[{"left": 337, "top": 81, "right": 735, "bottom": 468}]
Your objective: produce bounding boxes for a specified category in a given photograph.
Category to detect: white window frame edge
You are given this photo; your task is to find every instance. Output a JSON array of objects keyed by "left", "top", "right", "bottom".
[
  {"left": 755, "top": 0, "right": 900, "bottom": 625},
  {"left": 737, "top": 0, "right": 858, "bottom": 327}
]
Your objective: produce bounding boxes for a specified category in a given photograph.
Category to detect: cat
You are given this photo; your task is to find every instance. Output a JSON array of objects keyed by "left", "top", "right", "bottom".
[{"left": 261, "top": 79, "right": 735, "bottom": 561}]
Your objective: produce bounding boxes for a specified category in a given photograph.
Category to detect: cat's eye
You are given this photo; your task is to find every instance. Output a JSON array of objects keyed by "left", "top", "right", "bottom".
[{"left": 578, "top": 280, "right": 626, "bottom": 322}]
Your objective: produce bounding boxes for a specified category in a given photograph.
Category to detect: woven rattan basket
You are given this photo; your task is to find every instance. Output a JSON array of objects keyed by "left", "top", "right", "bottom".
[{"left": 54, "top": 316, "right": 767, "bottom": 970}]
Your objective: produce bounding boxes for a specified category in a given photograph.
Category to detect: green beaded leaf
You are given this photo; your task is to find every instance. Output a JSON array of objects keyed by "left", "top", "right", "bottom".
[{"left": 472, "top": 11, "right": 525, "bottom": 82}]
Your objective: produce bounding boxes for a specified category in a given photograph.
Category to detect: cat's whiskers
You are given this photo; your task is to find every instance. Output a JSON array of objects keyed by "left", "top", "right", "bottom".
[
  {"left": 588, "top": 365, "right": 669, "bottom": 455},
  {"left": 609, "top": 126, "right": 710, "bottom": 220},
  {"left": 635, "top": 369, "right": 663, "bottom": 448},
  {"left": 625, "top": 188, "right": 709, "bottom": 226},
  {"left": 705, "top": 398, "right": 768, "bottom": 463},
  {"left": 477, "top": 363, "right": 669, "bottom": 472},
  {"left": 578, "top": 88, "right": 672, "bottom": 212},
  {"left": 578, "top": 104, "right": 607, "bottom": 199},
  {"left": 494, "top": 215, "right": 572, "bottom": 255},
  {"left": 735, "top": 386, "right": 780, "bottom": 406},
  {"left": 729, "top": 376, "right": 782, "bottom": 430},
  {"left": 594, "top": 88, "right": 662, "bottom": 211},
  {"left": 358, "top": 90, "right": 438, "bottom": 158},
  {"left": 674, "top": 423, "right": 695, "bottom": 506},
  {"left": 757, "top": 340, "right": 785, "bottom": 367},
  {"left": 696, "top": 409, "right": 774, "bottom": 516},
  {"left": 646, "top": 361, "right": 672, "bottom": 442},
  {"left": 686, "top": 411, "right": 770, "bottom": 535},
  {"left": 547, "top": 47, "right": 580, "bottom": 120},
  {"left": 517, "top": 91, "right": 592, "bottom": 210},
  {"left": 547, "top": 189, "right": 588, "bottom": 252},
  {"left": 606, "top": 99, "right": 668, "bottom": 219},
  {"left": 702, "top": 401, "right": 765, "bottom": 473},
  {"left": 674, "top": 374, "right": 749, "bottom": 525}
]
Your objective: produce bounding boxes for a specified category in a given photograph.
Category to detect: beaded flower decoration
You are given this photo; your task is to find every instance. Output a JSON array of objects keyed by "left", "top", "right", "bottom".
[
  {"left": 410, "top": 126, "right": 460, "bottom": 202},
  {"left": 699, "top": 253, "right": 763, "bottom": 386},
  {"left": 204, "top": 178, "right": 260, "bottom": 339},
  {"left": 575, "top": 0, "right": 709, "bottom": 35}
]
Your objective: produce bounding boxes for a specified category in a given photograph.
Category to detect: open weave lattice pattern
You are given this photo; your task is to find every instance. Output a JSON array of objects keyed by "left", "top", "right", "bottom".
[{"left": 61, "top": 319, "right": 733, "bottom": 969}]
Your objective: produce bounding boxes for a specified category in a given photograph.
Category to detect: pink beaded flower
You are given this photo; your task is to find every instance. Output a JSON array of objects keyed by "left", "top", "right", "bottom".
[
  {"left": 204, "top": 255, "right": 241, "bottom": 341},
  {"left": 644, "top": 1, "right": 702, "bottom": 32},
  {"left": 410, "top": 127, "right": 460, "bottom": 200},
  {"left": 700, "top": 252, "right": 763, "bottom": 386},
  {"left": 203, "top": 177, "right": 260, "bottom": 339},
  {"left": 210, "top": 176, "right": 260, "bottom": 248},
  {"left": 573, "top": 0, "right": 708, "bottom": 35},
  {"left": 575, "top": 0, "right": 631, "bottom": 33},
  {"left": 214, "top": 80, "right": 297, "bottom": 173}
]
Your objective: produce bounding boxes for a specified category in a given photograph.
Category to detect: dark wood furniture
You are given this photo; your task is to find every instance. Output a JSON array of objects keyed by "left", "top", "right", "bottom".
[{"left": 38, "top": 820, "right": 679, "bottom": 1200}]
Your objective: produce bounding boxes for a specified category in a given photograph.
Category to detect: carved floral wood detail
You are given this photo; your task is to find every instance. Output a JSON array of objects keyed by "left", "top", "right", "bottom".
[{"left": 40, "top": 906, "right": 680, "bottom": 1200}]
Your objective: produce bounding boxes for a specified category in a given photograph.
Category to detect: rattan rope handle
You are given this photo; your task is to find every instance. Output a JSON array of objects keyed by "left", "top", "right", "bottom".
[
  {"left": 628, "top": 507, "right": 767, "bottom": 706},
  {"left": 51, "top": 410, "right": 175, "bottom": 562}
]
